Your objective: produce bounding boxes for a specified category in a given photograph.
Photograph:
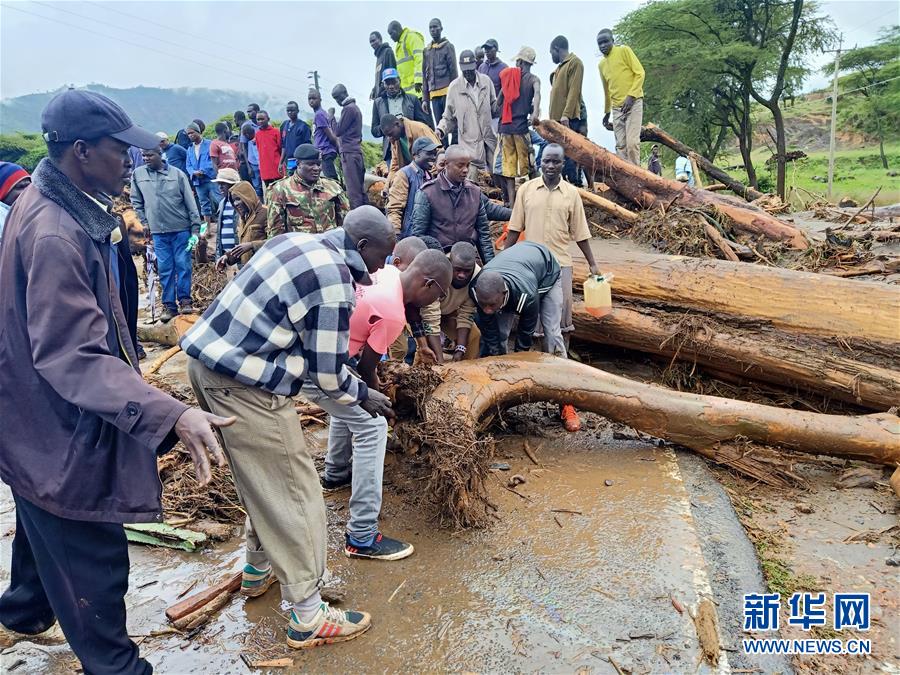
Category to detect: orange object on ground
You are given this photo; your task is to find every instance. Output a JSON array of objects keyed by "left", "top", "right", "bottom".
[{"left": 560, "top": 404, "right": 581, "bottom": 432}]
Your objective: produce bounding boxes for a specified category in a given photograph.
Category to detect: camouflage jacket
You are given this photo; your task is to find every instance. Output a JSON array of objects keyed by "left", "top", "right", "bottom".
[{"left": 266, "top": 174, "right": 350, "bottom": 237}]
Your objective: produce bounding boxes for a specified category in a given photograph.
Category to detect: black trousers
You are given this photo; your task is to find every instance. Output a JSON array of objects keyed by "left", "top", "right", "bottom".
[
  {"left": 322, "top": 152, "right": 338, "bottom": 180},
  {"left": 0, "top": 493, "right": 151, "bottom": 675}
]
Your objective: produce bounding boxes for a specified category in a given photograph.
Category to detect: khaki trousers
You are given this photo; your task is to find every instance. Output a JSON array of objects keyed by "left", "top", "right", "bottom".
[
  {"left": 187, "top": 357, "right": 326, "bottom": 603},
  {"left": 612, "top": 98, "right": 643, "bottom": 166}
]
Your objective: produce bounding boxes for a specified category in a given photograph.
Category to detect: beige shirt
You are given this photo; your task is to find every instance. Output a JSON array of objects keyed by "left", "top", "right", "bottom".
[
  {"left": 420, "top": 263, "right": 481, "bottom": 335},
  {"left": 507, "top": 177, "right": 590, "bottom": 267}
]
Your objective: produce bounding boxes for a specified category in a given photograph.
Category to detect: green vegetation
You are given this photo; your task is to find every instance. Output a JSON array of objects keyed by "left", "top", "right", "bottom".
[{"left": 618, "top": 0, "right": 837, "bottom": 197}]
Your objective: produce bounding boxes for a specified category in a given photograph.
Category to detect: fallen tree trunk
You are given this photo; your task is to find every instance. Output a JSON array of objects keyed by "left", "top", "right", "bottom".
[
  {"left": 639, "top": 124, "right": 765, "bottom": 202},
  {"left": 578, "top": 188, "right": 638, "bottom": 223},
  {"left": 394, "top": 356, "right": 900, "bottom": 527},
  {"left": 534, "top": 119, "right": 808, "bottom": 248},
  {"left": 570, "top": 241, "right": 900, "bottom": 344},
  {"left": 570, "top": 303, "right": 900, "bottom": 411}
]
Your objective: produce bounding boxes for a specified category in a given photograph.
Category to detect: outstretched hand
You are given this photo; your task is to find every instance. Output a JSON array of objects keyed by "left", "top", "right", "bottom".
[{"left": 174, "top": 408, "right": 235, "bottom": 486}]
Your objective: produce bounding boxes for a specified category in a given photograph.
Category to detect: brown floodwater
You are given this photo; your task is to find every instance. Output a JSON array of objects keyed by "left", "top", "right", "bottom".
[{"left": 1, "top": 421, "right": 734, "bottom": 674}]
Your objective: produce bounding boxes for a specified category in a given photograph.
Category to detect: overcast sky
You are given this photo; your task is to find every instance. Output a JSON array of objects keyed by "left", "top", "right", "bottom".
[{"left": 1, "top": 0, "right": 897, "bottom": 147}]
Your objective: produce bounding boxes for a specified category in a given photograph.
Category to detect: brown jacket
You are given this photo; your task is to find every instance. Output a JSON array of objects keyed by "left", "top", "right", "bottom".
[
  {"left": 0, "top": 159, "right": 187, "bottom": 523},
  {"left": 387, "top": 119, "right": 441, "bottom": 184},
  {"left": 230, "top": 181, "right": 267, "bottom": 264}
]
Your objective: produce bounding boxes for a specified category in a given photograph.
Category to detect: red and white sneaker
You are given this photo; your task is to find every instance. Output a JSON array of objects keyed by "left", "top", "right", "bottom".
[{"left": 286, "top": 603, "right": 371, "bottom": 649}]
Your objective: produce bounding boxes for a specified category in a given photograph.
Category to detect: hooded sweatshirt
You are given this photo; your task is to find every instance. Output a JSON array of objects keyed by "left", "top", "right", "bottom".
[{"left": 216, "top": 181, "right": 267, "bottom": 264}]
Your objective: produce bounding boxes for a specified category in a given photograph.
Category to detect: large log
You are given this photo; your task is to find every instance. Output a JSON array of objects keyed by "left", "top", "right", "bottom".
[
  {"left": 570, "top": 240, "right": 900, "bottom": 344},
  {"left": 405, "top": 355, "right": 900, "bottom": 526},
  {"left": 578, "top": 187, "right": 638, "bottom": 223},
  {"left": 571, "top": 302, "right": 900, "bottom": 411},
  {"left": 534, "top": 119, "right": 808, "bottom": 248},
  {"left": 639, "top": 124, "right": 765, "bottom": 202}
]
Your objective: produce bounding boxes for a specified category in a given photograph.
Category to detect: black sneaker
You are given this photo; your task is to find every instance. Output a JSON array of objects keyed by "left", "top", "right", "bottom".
[
  {"left": 344, "top": 533, "right": 414, "bottom": 561},
  {"left": 320, "top": 473, "right": 352, "bottom": 494}
]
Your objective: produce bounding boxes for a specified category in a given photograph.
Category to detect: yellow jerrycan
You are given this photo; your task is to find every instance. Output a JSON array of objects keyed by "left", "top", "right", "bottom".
[{"left": 583, "top": 274, "right": 613, "bottom": 318}]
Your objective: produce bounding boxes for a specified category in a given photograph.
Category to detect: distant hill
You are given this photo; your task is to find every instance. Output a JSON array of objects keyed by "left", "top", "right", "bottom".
[{"left": 0, "top": 83, "right": 376, "bottom": 140}]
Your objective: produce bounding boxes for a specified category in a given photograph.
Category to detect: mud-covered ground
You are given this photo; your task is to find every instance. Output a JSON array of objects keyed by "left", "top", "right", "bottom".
[{"left": 2, "top": 393, "right": 896, "bottom": 673}]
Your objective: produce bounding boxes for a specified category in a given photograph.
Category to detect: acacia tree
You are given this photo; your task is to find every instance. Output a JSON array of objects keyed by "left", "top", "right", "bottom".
[
  {"left": 824, "top": 26, "right": 899, "bottom": 169},
  {"left": 617, "top": 0, "right": 835, "bottom": 195},
  {"left": 728, "top": 0, "right": 835, "bottom": 198}
]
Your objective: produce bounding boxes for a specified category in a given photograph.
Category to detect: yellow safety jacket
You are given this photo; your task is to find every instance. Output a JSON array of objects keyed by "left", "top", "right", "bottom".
[{"left": 394, "top": 27, "right": 425, "bottom": 97}]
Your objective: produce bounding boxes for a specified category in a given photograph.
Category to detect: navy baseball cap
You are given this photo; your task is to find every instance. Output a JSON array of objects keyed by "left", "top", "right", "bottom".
[
  {"left": 412, "top": 137, "right": 439, "bottom": 154},
  {"left": 41, "top": 89, "right": 160, "bottom": 150}
]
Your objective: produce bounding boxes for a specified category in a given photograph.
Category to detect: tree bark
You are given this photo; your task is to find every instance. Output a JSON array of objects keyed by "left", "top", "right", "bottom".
[
  {"left": 578, "top": 188, "right": 638, "bottom": 223},
  {"left": 431, "top": 354, "right": 899, "bottom": 466},
  {"left": 570, "top": 303, "right": 900, "bottom": 411},
  {"left": 570, "top": 241, "right": 900, "bottom": 344},
  {"left": 534, "top": 119, "right": 808, "bottom": 248},
  {"left": 639, "top": 124, "right": 765, "bottom": 201}
]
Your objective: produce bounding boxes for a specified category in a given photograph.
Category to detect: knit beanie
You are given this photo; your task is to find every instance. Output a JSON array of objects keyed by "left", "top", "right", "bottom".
[{"left": 0, "top": 162, "right": 29, "bottom": 202}]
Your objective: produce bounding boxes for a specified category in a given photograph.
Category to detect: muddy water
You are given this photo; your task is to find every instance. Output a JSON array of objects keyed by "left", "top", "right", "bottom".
[{"left": 2, "top": 427, "right": 727, "bottom": 674}]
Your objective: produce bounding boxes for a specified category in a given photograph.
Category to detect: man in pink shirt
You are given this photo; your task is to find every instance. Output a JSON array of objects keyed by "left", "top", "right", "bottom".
[{"left": 302, "top": 248, "right": 451, "bottom": 560}]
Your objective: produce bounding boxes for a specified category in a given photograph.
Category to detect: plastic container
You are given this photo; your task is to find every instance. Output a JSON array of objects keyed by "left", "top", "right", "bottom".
[{"left": 584, "top": 274, "right": 614, "bottom": 318}]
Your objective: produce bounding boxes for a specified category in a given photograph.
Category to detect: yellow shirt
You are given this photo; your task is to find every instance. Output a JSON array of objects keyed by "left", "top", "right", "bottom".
[
  {"left": 507, "top": 177, "right": 590, "bottom": 267},
  {"left": 598, "top": 45, "right": 645, "bottom": 113}
]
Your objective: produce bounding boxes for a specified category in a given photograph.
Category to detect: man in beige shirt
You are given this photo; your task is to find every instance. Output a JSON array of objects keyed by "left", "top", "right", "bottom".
[
  {"left": 504, "top": 143, "right": 600, "bottom": 348},
  {"left": 420, "top": 241, "right": 481, "bottom": 361}
]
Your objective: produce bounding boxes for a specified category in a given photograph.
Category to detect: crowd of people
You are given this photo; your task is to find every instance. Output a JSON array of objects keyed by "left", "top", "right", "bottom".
[{"left": 0, "top": 19, "right": 650, "bottom": 673}]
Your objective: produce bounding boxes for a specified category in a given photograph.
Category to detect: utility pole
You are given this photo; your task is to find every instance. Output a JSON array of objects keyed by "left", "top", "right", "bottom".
[
  {"left": 307, "top": 70, "right": 320, "bottom": 92},
  {"left": 825, "top": 34, "right": 843, "bottom": 200}
]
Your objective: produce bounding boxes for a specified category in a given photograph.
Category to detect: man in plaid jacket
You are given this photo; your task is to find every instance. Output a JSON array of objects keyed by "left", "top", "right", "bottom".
[{"left": 181, "top": 206, "right": 395, "bottom": 650}]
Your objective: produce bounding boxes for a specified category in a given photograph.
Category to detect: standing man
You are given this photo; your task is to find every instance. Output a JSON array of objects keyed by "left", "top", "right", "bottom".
[
  {"left": 371, "top": 68, "right": 434, "bottom": 154},
  {"left": 185, "top": 122, "right": 221, "bottom": 232},
  {"left": 0, "top": 88, "right": 231, "bottom": 675},
  {"left": 388, "top": 20, "right": 424, "bottom": 98},
  {"left": 0, "top": 162, "right": 30, "bottom": 243},
  {"left": 380, "top": 114, "right": 441, "bottom": 186},
  {"left": 369, "top": 30, "right": 398, "bottom": 100},
  {"left": 598, "top": 28, "right": 645, "bottom": 166},
  {"left": 158, "top": 132, "right": 187, "bottom": 174},
  {"left": 502, "top": 143, "right": 600, "bottom": 432},
  {"left": 496, "top": 47, "right": 542, "bottom": 209},
  {"left": 181, "top": 207, "right": 395, "bottom": 650},
  {"left": 246, "top": 103, "right": 260, "bottom": 126},
  {"left": 477, "top": 39, "right": 507, "bottom": 97},
  {"left": 309, "top": 90, "right": 339, "bottom": 180},
  {"left": 549, "top": 35, "right": 590, "bottom": 187},
  {"left": 254, "top": 111, "right": 283, "bottom": 189},
  {"left": 386, "top": 136, "right": 438, "bottom": 236},
  {"left": 647, "top": 144, "right": 662, "bottom": 175},
  {"left": 241, "top": 123, "right": 263, "bottom": 198},
  {"left": 331, "top": 84, "right": 368, "bottom": 209},
  {"left": 422, "top": 18, "right": 457, "bottom": 143},
  {"left": 210, "top": 122, "right": 239, "bottom": 172},
  {"left": 409, "top": 145, "right": 495, "bottom": 264},
  {"left": 280, "top": 101, "right": 312, "bottom": 176},
  {"left": 131, "top": 146, "right": 203, "bottom": 321},
  {"left": 267, "top": 144, "right": 349, "bottom": 237},
  {"left": 675, "top": 155, "right": 695, "bottom": 186},
  {"left": 437, "top": 50, "right": 497, "bottom": 177},
  {"left": 303, "top": 249, "right": 452, "bottom": 561}
]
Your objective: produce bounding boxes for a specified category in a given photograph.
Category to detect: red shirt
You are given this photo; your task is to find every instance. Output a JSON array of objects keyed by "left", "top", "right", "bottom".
[
  {"left": 210, "top": 139, "right": 239, "bottom": 170},
  {"left": 255, "top": 125, "right": 283, "bottom": 181}
]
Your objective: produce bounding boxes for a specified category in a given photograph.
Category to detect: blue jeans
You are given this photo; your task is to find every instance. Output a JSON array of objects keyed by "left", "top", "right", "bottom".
[
  {"left": 247, "top": 163, "right": 263, "bottom": 198},
  {"left": 153, "top": 230, "right": 193, "bottom": 310},
  {"left": 301, "top": 382, "right": 388, "bottom": 543},
  {"left": 194, "top": 179, "right": 221, "bottom": 217}
]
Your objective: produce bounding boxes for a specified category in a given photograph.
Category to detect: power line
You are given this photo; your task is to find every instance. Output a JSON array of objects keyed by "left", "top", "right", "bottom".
[
  {"left": 81, "top": 0, "right": 309, "bottom": 85},
  {"left": 841, "top": 7, "right": 898, "bottom": 38},
  {"left": 838, "top": 75, "right": 900, "bottom": 97},
  {"left": 27, "top": 0, "right": 303, "bottom": 94}
]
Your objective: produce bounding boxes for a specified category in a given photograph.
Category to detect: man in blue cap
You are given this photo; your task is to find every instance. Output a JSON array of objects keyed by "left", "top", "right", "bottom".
[
  {"left": 370, "top": 67, "right": 433, "bottom": 156},
  {"left": 0, "top": 89, "right": 234, "bottom": 674}
]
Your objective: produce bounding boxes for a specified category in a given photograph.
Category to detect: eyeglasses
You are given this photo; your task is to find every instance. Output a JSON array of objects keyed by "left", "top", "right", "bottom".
[{"left": 427, "top": 276, "right": 448, "bottom": 301}]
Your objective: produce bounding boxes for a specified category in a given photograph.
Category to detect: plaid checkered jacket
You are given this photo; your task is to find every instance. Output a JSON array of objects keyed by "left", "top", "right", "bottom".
[{"left": 180, "top": 228, "right": 369, "bottom": 404}]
